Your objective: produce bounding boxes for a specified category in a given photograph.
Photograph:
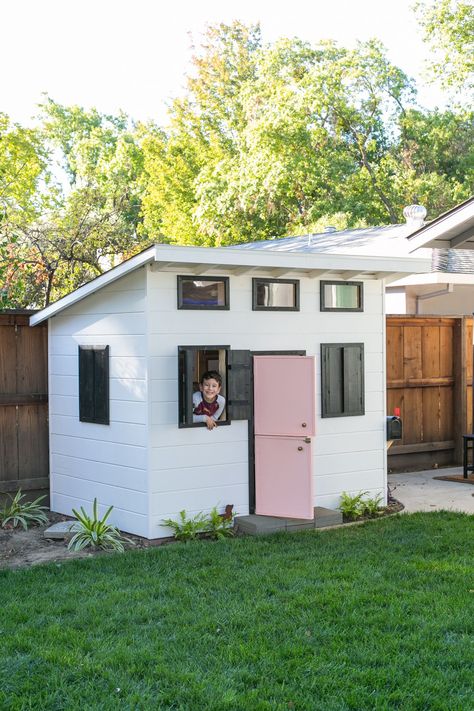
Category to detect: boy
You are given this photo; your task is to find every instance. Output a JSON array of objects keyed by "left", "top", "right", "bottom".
[{"left": 193, "top": 370, "right": 226, "bottom": 430}]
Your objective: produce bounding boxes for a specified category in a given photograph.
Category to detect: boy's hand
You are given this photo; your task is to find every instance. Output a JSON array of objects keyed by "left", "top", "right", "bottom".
[{"left": 205, "top": 416, "right": 217, "bottom": 430}]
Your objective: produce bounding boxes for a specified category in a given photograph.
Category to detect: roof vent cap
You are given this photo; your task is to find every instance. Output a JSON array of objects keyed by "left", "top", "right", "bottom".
[
  {"left": 324, "top": 225, "right": 337, "bottom": 233},
  {"left": 403, "top": 204, "right": 427, "bottom": 226}
]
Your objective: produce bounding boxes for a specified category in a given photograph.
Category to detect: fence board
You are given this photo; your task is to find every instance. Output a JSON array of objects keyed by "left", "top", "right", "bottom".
[
  {"left": 0, "top": 312, "right": 49, "bottom": 493},
  {"left": 387, "top": 315, "right": 464, "bottom": 471}
]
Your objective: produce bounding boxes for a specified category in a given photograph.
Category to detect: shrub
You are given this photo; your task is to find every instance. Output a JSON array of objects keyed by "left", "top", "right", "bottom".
[
  {"left": 339, "top": 491, "right": 368, "bottom": 520},
  {"left": 361, "top": 494, "right": 384, "bottom": 517},
  {"left": 0, "top": 490, "right": 49, "bottom": 530},
  {"left": 68, "top": 498, "right": 131, "bottom": 552},
  {"left": 339, "top": 491, "right": 385, "bottom": 520},
  {"left": 205, "top": 506, "right": 235, "bottom": 540},
  {"left": 162, "top": 510, "right": 208, "bottom": 542}
]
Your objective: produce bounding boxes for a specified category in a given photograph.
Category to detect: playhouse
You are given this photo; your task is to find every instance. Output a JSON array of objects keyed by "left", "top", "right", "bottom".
[{"left": 30, "top": 240, "right": 429, "bottom": 538}]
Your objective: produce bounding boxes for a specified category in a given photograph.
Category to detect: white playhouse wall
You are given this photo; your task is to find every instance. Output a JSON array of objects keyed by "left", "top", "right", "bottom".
[
  {"left": 148, "top": 268, "right": 387, "bottom": 540},
  {"left": 48, "top": 268, "right": 150, "bottom": 537},
  {"left": 46, "top": 262, "right": 387, "bottom": 539}
]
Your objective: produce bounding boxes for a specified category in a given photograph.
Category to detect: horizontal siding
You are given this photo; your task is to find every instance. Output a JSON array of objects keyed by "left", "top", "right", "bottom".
[
  {"left": 51, "top": 493, "right": 148, "bottom": 538},
  {"left": 54, "top": 474, "right": 147, "bottom": 514},
  {"left": 51, "top": 354, "right": 147, "bottom": 379},
  {"left": 50, "top": 394, "right": 147, "bottom": 424},
  {"left": 313, "top": 430, "right": 384, "bottom": 456},
  {"left": 150, "top": 438, "right": 248, "bottom": 472},
  {"left": 49, "top": 270, "right": 148, "bottom": 537},
  {"left": 51, "top": 415, "right": 147, "bottom": 447},
  {"left": 315, "top": 449, "right": 384, "bottom": 476},
  {"left": 147, "top": 269, "right": 386, "bottom": 536},
  {"left": 52, "top": 453, "right": 147, "bottom": 491},
  {"left": 51, "top": 434, "right": 147, "bottom": 469},
  {"left": 314, "top": 469, "right": 384, "bottom": 496}
]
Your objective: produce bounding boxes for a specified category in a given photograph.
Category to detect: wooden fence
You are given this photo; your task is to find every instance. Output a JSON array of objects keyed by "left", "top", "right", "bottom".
[
  {"left": 0, "top": 311, "right": 49, "bottom": 495},
  {"left": 387, "top": 315, "right": 472, "bottom": 471}
]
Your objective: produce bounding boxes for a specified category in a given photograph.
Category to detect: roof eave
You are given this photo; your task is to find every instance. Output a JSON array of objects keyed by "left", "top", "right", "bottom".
[{"left": 30, "top": 244, "right": 431, "bottom": 326}]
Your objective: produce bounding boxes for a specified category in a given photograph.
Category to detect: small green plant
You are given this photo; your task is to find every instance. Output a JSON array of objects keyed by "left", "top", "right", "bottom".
[
  {"left": 162, "top": 510, "right": 208, "bottom": 542},
  {"left": 339, "top": 491, "right": 368, "bottom": 520},
  {"left": 205, "top": 506, "right": 235, "bottom": 540},
  {"left": 68, "top": 498, "right": 131, "bottom": 552},
  {"left": 0, "top": 490, "right": 49, "bottom": 530},
  {"left": 361, "top": 494, "right": 384, "bottom": 517},
  {"left": 339, "top": 491, "right": 385, "bottom": 520}
]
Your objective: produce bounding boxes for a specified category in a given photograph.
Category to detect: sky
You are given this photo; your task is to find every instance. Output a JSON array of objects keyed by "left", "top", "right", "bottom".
[{"left": 3, "top": 0, "right": 445, "bottom": 127}]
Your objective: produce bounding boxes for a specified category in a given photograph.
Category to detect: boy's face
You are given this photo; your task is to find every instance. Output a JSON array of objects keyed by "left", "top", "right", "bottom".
[{"left": 200, "top": 377, "right": 221, "bottom": 402}]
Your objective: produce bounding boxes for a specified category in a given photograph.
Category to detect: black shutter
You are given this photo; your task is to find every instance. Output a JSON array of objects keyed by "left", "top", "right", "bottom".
[
  {"left": 93, "top": 346, "right": 110, "bottom": 424},
  {"left": 181, "top": 349, "right": 196, "bottom": 425},
  {"left": 79, "top": 345, "right": 110, "bottom": 424},
  {"left": 227, "top": 350, "right": 251, "bottom": 420},
  {"left": 343, "top": 344, "right": 364, "bottom": 416},
  {"left": 79, "top": 347, "right": 94, "bottom": 421},
  {"left": 322, "top": 344, "right": 343, "bottom": 417}
]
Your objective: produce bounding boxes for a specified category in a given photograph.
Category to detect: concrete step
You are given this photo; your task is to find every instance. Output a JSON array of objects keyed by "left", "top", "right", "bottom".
[
  {"left": 235, "top": 506, "right": 342, "bottom": 536},
  {"left": 43, "top": 521, "right": 81, "bottom": 539}
]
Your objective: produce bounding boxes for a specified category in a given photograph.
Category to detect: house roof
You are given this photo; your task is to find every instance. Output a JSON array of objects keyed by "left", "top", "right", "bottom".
[
  {"left": 29, "top": 240, "right": 430, "bottom": 326},
  {"left": 407, "top": 196, "right": 474, "bottom": 252}
]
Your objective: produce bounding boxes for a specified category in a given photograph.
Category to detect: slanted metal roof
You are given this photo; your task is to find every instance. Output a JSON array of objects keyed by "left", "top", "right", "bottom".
[{"left": 232, "top": 224, "right": 428, "bottom": 258}]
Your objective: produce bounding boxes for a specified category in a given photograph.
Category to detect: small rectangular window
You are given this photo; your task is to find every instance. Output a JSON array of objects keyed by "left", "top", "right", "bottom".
[
  {"left": 320, "top": 281, "right": 363, "bottom": 311},
  {"left": 177, "top": 276, "right": 229, "bottom": 310},
  {"left": 321, "top": 343, "right": 364, "bottom": 417},
  {"left": 79, "top": 345, "right": 110, "bottom": 424},
  {"left": 178, "top": 346, "right": 230, "bottom": 427},
  {"left": 252, "top": 278, "right": 300, "bottom": 311}
]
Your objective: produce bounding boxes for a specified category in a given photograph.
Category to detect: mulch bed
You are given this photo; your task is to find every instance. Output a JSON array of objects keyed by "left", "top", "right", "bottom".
[
  {"left": 0, "top": 512, "right": 148, "bottom": 571},
  {"left": 1, "top": 500, "right": 405, "bottom": 571}
]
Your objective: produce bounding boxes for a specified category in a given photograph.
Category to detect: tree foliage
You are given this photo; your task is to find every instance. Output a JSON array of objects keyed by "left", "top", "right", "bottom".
[
  {"left": 1, "top": 100, "right": 148, "bottom": 308},
  {"left": 1, "top": 19, "right": 474, "bottom": 308},
  {"left": 140, "top": 22, "right": 473, "bottom": 247},
  {"left": 416, "top": 0, "right": 474, "bottom": 95}
]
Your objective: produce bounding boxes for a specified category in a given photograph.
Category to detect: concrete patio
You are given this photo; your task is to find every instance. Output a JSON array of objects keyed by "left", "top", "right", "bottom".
[{"left": 388, "top": 467, "right": 474, "bottom": 514}]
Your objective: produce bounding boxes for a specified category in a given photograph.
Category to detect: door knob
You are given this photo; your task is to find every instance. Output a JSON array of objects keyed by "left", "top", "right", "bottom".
[
  {"left": 304, "top": 437, "right": 311, "bottom": 443},
  {"left": 302, "top": 422, "right": 307, "bottom": 428}
]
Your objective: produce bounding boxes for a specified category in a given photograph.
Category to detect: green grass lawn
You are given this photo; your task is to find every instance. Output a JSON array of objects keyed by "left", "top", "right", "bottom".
[{"left": 1, "top": 512, "right": 473, "bottom": 711}]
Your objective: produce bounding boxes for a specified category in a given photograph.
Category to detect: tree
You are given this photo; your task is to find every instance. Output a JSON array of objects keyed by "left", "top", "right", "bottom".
[
  {"left": 1, "top": 100, "right": 148, "bottom": 308},
  {"left": 416, "top": 0, "right": 474, "bottom": 95},
  {"left": 141, "top": 22, "right": 473, "bottom": 245},
  {"left": 140, "top": 26, "right": 419, "bottom": 244},
  {"left": 0, "top": 113, "right": 57, "bottom": 306}
]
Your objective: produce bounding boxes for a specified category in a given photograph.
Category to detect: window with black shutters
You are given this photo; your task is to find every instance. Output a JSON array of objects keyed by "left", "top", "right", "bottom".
[
  {"left": 178, "top": 346, "right": 251, "bottom": 427},
  {"left": 321, "top": 343, "right": 364, "bottom": 417},
  {"left": 79, "top": 345, "right": 110, "bottom": 424}
]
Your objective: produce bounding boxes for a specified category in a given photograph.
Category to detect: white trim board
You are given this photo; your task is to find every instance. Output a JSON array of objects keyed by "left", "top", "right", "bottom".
[{"left": 30, "top": 243, "right": 430, "bottom": 326}]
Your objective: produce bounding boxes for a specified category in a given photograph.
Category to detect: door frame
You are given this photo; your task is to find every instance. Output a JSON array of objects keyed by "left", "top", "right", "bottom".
[{"left": 247, "top": 350, "right": 306, "bottom": 513}]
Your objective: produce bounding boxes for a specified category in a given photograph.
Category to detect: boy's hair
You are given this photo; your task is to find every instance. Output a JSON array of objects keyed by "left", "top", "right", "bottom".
[{"left": 200, "top": 370, "right": 222, "bottom": 387}]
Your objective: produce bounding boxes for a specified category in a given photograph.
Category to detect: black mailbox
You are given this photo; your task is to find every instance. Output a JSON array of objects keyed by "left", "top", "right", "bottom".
[{"left": 386, "top": 415, "right": 402, "bottom": 441}]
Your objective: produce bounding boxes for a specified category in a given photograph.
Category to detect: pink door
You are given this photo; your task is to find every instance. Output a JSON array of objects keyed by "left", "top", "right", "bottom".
[{"left": 254, "top": 356, "right": 315, "bottom": 519}]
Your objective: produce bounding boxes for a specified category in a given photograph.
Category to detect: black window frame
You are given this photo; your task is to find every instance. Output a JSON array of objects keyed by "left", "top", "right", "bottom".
[
  {"left": 252, "top": 277, "right": 300, "bottom": 311},
  {"left": 178, "top": 345, "right": 231, "bottom": 428},
  {"left": 320, "top": 280, "right": 363, "bottom": 312},
  {"left": 78, "top": 345, "right": 110, "bottom": 425},
  {"left": 177, "top": 275, "right": 230, "bottom": 310},
  {"left": 320, "top": 342, "right": 365, "bottom": 418}
]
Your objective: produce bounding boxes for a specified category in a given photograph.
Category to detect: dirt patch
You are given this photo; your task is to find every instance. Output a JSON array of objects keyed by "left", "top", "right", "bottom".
[{"left": 0, "top": 512, "right": 148, "bottom": 571}]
